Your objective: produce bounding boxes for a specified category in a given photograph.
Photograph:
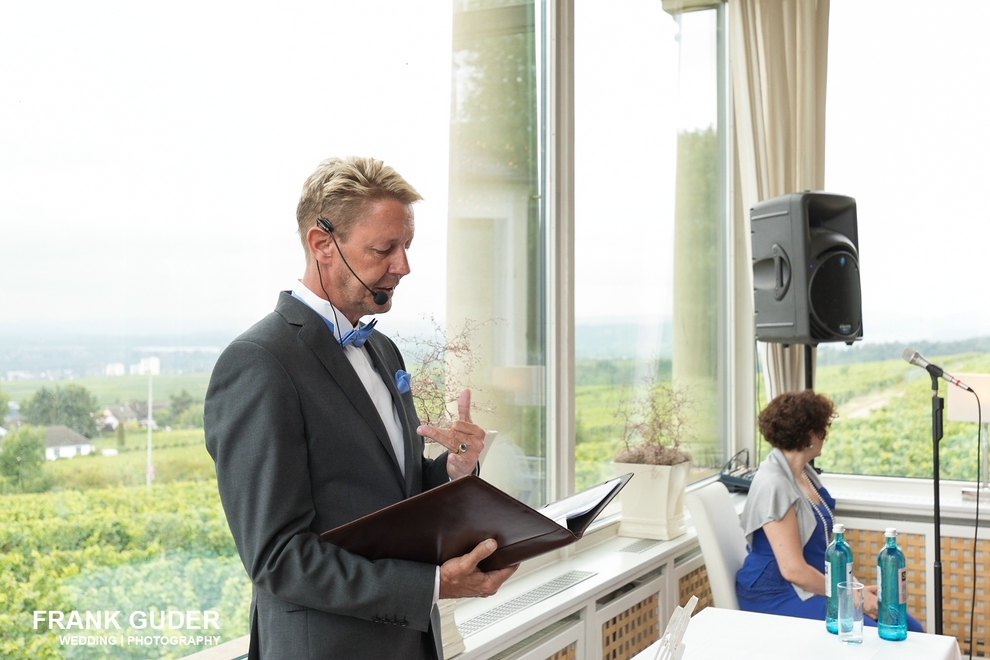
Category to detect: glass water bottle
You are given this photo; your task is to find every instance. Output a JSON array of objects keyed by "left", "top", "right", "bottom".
[
  {"left": 825, "top": 522, "right": 853, "bottom": 634},
  {"left": 877, "top": 527, "right": 908, "bottom": 641}
]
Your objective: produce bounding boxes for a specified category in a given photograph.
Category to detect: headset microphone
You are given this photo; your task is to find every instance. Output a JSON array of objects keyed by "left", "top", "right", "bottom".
[{"left": 317, "top": 218, "right": 389, "bottom": 305}]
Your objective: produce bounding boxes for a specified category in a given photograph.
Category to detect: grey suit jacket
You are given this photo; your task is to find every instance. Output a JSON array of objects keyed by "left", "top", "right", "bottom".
[{"left": 205, "top": 292, "right": 450, "bottom": 659}]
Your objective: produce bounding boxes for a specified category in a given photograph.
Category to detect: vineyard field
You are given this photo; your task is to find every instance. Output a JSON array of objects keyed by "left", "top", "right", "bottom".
[
  {"left": 571, "top": 350, "right": 990, "bottom": 485},
  {"left": 0, "top": 481, "right": 248, "bottom": 659}
]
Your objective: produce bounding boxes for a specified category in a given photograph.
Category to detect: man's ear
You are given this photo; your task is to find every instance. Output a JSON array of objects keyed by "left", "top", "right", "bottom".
[{"left": 306, "top": 224, "right": 334, "bottom": 263}]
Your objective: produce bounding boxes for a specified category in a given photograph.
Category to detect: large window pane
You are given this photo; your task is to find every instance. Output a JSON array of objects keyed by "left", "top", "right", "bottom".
[
  {"left": 818, "top": 1, "right": 990, "bottom": 479},
  {"left": 574, "top": 3, "right": 725, "bottom": 492},
  {"left": 0, "top": 3, "right": 454, "bottom": 657},
  {"left": 446, "top": 0, "right": 549, "bottom": 507}
]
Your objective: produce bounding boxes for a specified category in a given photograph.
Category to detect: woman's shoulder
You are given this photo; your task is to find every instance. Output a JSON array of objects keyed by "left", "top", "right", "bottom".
[
  {"left": 745, "top": 452, "right": 801, "bottom": 513},
  {"left": 750, "top": 450, "right": 791, "bottom": 489}
]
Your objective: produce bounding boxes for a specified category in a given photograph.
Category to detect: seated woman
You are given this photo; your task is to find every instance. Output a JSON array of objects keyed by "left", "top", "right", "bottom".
[{"left": 736, "top": 390, "right": 923, "bottom": 632}]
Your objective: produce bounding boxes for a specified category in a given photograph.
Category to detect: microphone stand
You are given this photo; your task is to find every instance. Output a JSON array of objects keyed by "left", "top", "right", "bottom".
[{"left": 930, "top": 372, "right": 945, "bottom": 635}]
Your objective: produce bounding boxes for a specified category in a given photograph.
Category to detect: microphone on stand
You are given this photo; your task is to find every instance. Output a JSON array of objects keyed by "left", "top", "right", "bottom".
[
  {"left": 901, "top": 345, "right": 976, "bottom": 637},
  {"left": 902, "top": 348, "right": 974, "bottom": 392}
]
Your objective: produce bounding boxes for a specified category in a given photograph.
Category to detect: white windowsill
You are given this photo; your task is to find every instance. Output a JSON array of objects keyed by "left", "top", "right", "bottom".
[{"left": 819, "top": 472, "right": 990, "bottom": 523}]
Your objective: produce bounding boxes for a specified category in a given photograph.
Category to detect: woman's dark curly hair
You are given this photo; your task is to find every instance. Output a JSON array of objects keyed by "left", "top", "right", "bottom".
[{"left": 758, "top": 390, "right": 837, "bottom": 451}]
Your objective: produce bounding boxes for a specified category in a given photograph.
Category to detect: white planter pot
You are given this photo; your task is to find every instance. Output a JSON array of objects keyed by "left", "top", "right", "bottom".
[{"left": 614, "top": 460, "right": 691, "bottom": 541}]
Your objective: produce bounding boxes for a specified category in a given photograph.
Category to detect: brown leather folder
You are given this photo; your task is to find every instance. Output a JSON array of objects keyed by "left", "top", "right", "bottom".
[{"left": 320, "top": 473, "right": 633, "bottom": 571}]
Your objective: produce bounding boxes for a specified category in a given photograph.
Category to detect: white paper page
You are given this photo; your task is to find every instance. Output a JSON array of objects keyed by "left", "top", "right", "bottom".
[{"left": 537, "top": 476, "right": 623, "bottom": 527}]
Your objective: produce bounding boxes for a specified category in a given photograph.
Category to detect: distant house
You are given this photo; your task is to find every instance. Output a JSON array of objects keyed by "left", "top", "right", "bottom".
[
  {"left": 131, "top": 402, "right": 161, "bottom": 430},
  {"left": 44, "top": 425, "right": 95, "bottom": 460},
  {"left": 99, "top": 405, "right": 141, "bottom": 432},
  {"left": 98, "top": 403, "right": 162, "bottom": 432}
]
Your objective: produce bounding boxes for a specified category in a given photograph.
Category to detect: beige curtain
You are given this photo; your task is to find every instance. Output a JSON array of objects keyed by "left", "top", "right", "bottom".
[
  {"left": 730, "top": 0, "right": 830, "bottom": 396},
  {"left": 759, "top": 341, "right": 817, "bottom": 400}
]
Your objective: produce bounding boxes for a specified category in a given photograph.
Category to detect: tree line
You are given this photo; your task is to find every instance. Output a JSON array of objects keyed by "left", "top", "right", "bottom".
[{"left": 818, "top": 335, "right": 990, "bottom": 366}]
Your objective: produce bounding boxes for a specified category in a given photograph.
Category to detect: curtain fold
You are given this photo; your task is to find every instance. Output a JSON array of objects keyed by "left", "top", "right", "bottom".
[{"left": 730, "top": 0, "right": 830, "bottom": 396}]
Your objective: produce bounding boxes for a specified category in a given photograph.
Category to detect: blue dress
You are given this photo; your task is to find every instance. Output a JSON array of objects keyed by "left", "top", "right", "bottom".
[{"left": 736, "top": 482, "right": 924, "bottom": 632}]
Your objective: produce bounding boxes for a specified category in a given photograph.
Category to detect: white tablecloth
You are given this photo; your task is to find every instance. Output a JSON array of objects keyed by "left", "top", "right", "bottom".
[{"left": 636, "top": 607, "right": 962, "bottom": 660}]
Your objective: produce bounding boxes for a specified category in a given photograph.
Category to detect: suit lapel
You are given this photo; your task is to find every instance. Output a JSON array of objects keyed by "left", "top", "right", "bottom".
[
  {"left": 277, "top": 294, "right": 405, "bottom": 485},
  {"left": 366, "top": 334, "right": 417, "bottom": 498}
]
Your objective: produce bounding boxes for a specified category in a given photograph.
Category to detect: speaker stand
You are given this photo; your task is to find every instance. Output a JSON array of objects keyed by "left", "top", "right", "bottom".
[{"left": 806, "top": 344, "right": 823, "bottom": 474}]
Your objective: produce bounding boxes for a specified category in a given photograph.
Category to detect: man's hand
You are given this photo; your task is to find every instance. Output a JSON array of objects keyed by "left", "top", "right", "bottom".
[
  {"left": 417, "top": 389, "right": 485, "bottom": 480},
  {"left": 439, "top": 539, "right": 518, "bottom": 600},
  {"left": 864, "top": 584, "right": 879, "bottom": 620}
]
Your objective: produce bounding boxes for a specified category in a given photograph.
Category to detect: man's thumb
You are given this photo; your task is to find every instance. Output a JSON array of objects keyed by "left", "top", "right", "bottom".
[
  {"left": 467, "top": 538, "right": 497, "bottom": 564},
  {"left": 458, "top": 388, "right": 472, "bottom": 422}
]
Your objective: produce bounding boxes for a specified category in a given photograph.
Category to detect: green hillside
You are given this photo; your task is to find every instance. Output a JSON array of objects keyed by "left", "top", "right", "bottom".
[{"left": 815, "top": 351, "right": 990, "bottom": 479}]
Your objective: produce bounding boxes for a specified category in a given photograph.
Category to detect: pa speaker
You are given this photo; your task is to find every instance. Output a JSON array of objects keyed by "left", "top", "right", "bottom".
[{"left": 751, "top": 192, "right": 862, "bottom": 345}]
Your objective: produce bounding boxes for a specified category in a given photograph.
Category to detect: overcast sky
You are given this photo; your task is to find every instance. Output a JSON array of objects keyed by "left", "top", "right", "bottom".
[
  {"left": 0, "top": 1, "right": 453, "bottom": 339},
  {"left": 2, "top": 1, "right": 987, "bottom": 345},
  {"left": 826, "top": 1, "right": 990, "bottom": 342}
]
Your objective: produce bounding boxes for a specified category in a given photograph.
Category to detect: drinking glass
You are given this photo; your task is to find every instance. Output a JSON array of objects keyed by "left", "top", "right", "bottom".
[{"left": 837, "top": 581, "right": 864, "bottom": 644}]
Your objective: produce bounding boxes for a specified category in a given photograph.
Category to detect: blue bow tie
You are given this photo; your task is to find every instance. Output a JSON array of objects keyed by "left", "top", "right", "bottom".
[{"left": 338, "top": 318, "right": 377, "bottom": 348}]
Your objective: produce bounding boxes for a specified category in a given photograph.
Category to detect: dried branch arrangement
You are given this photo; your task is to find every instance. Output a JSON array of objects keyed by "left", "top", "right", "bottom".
[
  {"left": 614, "top": 375, "right": 693, "bottom": 466},
  {"left": 399, "top": 317, "right": 495, "bottom": 433}
]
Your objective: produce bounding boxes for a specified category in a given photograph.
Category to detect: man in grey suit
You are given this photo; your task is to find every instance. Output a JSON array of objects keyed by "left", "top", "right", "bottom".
[{"left": 205, "top": 156, "right": 517, "bottom": 659}]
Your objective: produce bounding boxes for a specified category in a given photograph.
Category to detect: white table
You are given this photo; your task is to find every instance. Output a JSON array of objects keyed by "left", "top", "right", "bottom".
[{"left": 635, "top": 607, "right": 962, "bottom": 660}]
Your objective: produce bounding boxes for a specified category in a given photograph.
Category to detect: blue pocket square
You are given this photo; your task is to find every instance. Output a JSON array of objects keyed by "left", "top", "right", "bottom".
[{"left": 395, "top": 369, "right": 411, "bottom": 394}]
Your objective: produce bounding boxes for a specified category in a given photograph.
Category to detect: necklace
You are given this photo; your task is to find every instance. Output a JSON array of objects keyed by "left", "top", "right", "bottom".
[{"left": 801, "top": 470, "right": 834, "bottom": 547}]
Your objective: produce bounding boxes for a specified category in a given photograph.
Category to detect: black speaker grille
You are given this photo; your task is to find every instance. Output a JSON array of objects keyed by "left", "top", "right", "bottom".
[{"left": 809, "top": 251, "right": 862, "bottom": 340}]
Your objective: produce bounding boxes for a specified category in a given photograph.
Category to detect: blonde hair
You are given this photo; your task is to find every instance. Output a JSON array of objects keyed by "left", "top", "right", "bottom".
[{"left": 296, "top": 156, "right": 422, "bottom": 254}]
